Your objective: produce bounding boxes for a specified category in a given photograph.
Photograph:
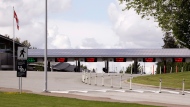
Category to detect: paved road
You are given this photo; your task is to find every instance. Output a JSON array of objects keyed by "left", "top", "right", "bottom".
[{"left": 0, "top": 71, "right": 190, "bottom": 107}]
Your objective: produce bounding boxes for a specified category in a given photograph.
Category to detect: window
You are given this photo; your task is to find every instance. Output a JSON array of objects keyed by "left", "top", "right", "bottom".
[{"left": 0, "top": 43, "right": 5, "bottom": 49}]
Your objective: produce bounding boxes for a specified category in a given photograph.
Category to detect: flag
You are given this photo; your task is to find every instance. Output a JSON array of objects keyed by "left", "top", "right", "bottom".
[{"left": 14, "top": 10, "right": 19, "bottom": 30}]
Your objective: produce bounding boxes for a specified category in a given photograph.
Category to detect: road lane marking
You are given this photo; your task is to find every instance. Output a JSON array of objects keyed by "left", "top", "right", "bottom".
[
  {"left": 107, "top": 90, "right": 126, "bottom": 92},
  {"left": 162, "top": 90, "right": 179, "bottom": 94},
  {"left": 129, "top": 90, "right": 144, "bottom": 93}
]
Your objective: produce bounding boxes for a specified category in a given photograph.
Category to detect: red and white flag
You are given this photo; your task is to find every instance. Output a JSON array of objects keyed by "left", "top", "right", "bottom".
[{"left": 14, "top": 10, "right": 19, "bottom": 30}]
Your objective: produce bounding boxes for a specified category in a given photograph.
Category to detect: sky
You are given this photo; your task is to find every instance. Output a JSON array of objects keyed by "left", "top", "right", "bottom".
[{"left": 0, "top": 0, "right": 164, "bottom": 74}]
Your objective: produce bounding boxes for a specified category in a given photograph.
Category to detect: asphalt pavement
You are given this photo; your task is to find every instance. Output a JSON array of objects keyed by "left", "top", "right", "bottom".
[{"left": 0, "top": 71, "right": 190, "bottom": 107}]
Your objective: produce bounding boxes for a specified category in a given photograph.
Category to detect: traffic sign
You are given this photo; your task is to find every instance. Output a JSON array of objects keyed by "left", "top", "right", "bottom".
[
  {"left": 17, "top": 47, "right": 28, "bottom": 60},
  {"left": 17, "top": 60, "right": 27, "bottom": 77},
  {"left": 27, "top": 58, "right": 37, "bottom": 63}
]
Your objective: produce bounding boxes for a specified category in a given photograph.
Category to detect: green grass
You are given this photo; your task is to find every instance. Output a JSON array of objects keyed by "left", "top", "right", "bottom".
[
  {"left": 0, "top": 92, "right": 160, "bottom": 107},
  {"left": 131, "top": 72, "right": 190, "bottom": 90}
]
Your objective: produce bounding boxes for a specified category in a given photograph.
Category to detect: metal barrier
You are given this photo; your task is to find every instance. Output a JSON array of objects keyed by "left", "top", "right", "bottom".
[{"left": 81, "top": 72, "right": 188, "bottom": 95}]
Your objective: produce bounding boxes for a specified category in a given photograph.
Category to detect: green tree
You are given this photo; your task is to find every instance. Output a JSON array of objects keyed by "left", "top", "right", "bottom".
[
  {"left": 4, "top": 34, "right": 10, "bottom": 38},
  {"left": 120, "top": 0, "right": 190, "bottom": 48},
  {"left": 126, "top": 63, "right": 141, "bottom": 74},
  {"left": 21, "top": 40, "right": 31, "bottom": 48},
  {"left": 80, "top": 64, "right": 87, "bottom": 70},
  {"left": 162, "top": 32, "right": 179, "bottom": 48},
  {"left": 15, "top": 37, "right": 20, "bottom": 43},
  {"left": 31, "top": 47, "right": 37, "bottom": 49},
  {"left": 156, "top": 30, "right": 188, "bottom": 74}
]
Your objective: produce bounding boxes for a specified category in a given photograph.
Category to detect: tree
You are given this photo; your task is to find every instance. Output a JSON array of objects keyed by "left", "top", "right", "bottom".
[
  {"left": 156, "top": 29, "right": 187, "bottom": 74},
  {"left": 80, "top": 64, "right": 87, "bottom": 70},
  {"left": 15, "top": 37, "right": 20, "bottom": 43},
  {"left": 162, "top": 32, "right": 179, "bottom": 48},
  {"left": 119, "top": 0, "right": 190, "bottom": 48},
  {"left": 21, "top": 40, "right": 31, "bottom": 48},
  {"left": 4, "top": 34, "right": 10, "bottom": 38},
  {"left": 126, "top": 63, "right": 141, "bottom": 74}
]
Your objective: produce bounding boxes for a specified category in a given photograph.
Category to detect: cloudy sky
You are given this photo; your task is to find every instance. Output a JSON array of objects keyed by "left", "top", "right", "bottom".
[{"left": 0, "top": 0, "right": 163, "bottom": 73}]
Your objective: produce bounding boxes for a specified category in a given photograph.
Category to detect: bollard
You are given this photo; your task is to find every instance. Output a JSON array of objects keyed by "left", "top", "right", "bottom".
[
  {"left": 83, "top": 71, "right": 85, "bottom": 82},
  {"left": 123, "top": 67, "right": 125, "bottom": 75},
  {"left": 82, "top": 72, "right": 84, "bottom": 82},
  {"left": 182, "top": 78, "right": 185, "bottom": 95},
  {"left": 170, "top": 67, "right": 172, "bottom": 73},
  {"left": 181, "top": 67, "right": 183, "bottom": 72},
  {"left": 111, "top": 74, "right": 113, "bottom": 88},
  {"left": 129, "top": 76, "right": 132, "bottom": 90},
  {"left": 83, "top": 71, "right": 86, "bottom": 82},
  {"left": 85, "top": 72, "right": 88, "bottom": 84},
  {"left": 159, "top": 78, "right": 162, "bottom": 93},
  {"left": 89, "top": 71, "right": 91, "bottom": 85},
  {"left": 83, "top": 71, "right": 86, "bottom": 83},
  {"left": 102, "top": 73, "right": 104, "bottom": 86},
  {"left": 95, "top": 73, "right": 97, "bottom": 86},
  {"left": 141, "top": 68, "right": 142, "bottom": 75},
  {"left": 120, "top": 74, "right": 122, "bottom": 89}
]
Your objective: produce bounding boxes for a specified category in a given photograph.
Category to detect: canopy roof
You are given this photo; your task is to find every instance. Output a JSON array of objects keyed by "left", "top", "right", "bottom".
[{"left": 28, "top": 49, "right": 190, "bottom": 58}]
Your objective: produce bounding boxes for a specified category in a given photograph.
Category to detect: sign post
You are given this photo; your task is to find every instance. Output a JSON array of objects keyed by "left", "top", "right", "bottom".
[{"left": 17, "top": 47, "right": 28, "bottom": 94}]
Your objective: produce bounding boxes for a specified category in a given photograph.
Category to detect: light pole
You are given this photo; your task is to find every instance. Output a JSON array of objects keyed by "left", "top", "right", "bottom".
[{"left": 44, "top": 0, "right": 48, "bottom": 92}]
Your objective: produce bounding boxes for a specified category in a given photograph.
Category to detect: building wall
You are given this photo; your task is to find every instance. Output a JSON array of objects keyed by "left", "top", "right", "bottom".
[
  {"left": 1, "top": 53, "right": 13, "bottom": 65},
  {"left": 0, "top": 53, "right": 13, "bottom": 70},
  {"left": 0, "top": 35, "right": 24, "bottom": 70}
]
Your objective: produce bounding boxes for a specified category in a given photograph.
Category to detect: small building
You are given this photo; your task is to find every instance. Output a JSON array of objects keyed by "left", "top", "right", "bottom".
[{"left": 0, "top": 34, "right": 24, "bottom": 70}]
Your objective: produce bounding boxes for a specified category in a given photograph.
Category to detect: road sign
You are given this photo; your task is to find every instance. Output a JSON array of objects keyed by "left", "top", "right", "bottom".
[
  {"left": 17, "top": 60, "right": 27, "bottom": 77},
  {"left": 27, "top": 58, "right": 37, "bottom": 63},
  {"left": 17, "top": 47, "right": 28, "bottom": 60}
]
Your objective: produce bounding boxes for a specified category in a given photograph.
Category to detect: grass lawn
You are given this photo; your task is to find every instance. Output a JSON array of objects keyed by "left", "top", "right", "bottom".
[
  {"left": 131, "top": 72, "right": 190, "bottom": 90},
  {"left": 0, "top": 92, "right": 160, "bottom": 107}
]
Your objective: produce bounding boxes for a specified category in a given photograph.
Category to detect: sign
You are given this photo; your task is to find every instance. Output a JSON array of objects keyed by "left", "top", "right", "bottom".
[
  {"left": 114, "top": 58, "right": 126, "bottom": 62},
  {"left": 27, "top": 58, "right": 37, "bottom": 63},
  {"left": 17, "top": 47, "right": 28, "bottom": 60},
  {"left": 143, "top": 58, "right": 155, "bottom": 62},
  {"left": 55, "top": 58, "right": 67, "bottom": 62},
  {"left": 17, "top": 60, "right": 27, "bottom": 77},
  {"left": 85, "top": 58, "right": 97, "bottom": 62},
  {"left": 173, "top": 58, "right": 185, "bottom": 62}
]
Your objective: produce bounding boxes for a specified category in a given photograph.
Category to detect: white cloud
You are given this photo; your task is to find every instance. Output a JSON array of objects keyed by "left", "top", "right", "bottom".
[
  {"left": 108, "top": 1, "right": 164, "bottom": 49},
  {"left": 18, "top": 22, "right": 45, "bottom": 48},
  {"left": 50, "top": 34, "right": 71, "bottom": 49},
  {"left": 48, "top": 0, "right": 72, "bottom": 13},
  {"left": 78, "top": 38, "right": 104, "bottom": 49},
  {"left": 0, "top": 0, "right": 72, "bottom": 49},
  {"left": 48, "top": 20, "right": 119, "bottom": 49}
]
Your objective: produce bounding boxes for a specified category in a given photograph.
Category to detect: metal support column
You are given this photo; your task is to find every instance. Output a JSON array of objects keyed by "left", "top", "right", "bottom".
[
  {"left": 78, "top": 61, "right": 80, "bottom": 72},
  {"left": 107, "top": 61, "right": 109, "bottom": 73}
]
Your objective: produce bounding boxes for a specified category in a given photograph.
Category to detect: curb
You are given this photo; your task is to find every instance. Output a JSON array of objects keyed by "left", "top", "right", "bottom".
[{"left": 124, "top": 80, "right": 190, "bottom": 91}]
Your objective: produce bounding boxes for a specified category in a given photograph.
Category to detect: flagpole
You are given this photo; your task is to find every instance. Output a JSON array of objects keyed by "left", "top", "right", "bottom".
[
  {"left": 13, "top": 6, "right": 20, "bottom": 91},
  {"left": 13, "top": 7, "right": 15, "bottom": 71},
  {"left": 44, "top": 0, "right": 48, "bottom": 92}
]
